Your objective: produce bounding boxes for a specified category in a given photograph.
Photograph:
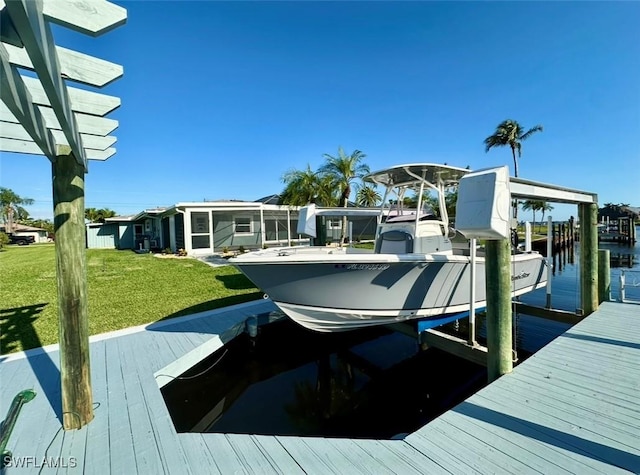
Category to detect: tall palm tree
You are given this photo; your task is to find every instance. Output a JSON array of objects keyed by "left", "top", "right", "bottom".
[
  {"left": 356, "top": 186, "right": 381, "bottom": 207},
  {"left": 0, "top": 187, "right": 34, "bottom": 233},
  {"left": 484, "top": 119, "right": 543, "bottom": 178},
  {"left": 485, "top": 119, "right": 543, "bottom": 222},
  {"left": 319, "top": 147, "right": 370, "bottom": 244}
]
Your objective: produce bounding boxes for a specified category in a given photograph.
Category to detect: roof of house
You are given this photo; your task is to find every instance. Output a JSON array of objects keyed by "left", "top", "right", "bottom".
[
  {"left": 1, "top": 224, "right": 47, "bottom": 232},
  {"left": 255, "top": 194, "right": 281, "bottom": 205}
]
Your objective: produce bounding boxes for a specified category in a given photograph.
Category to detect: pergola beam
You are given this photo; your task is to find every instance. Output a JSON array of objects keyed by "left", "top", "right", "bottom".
[
  {"left": 1, "top": 121, "right": 116, "bottom": 150},
  {"left": 4, "top": 42, "right": 124, "bottom": 88},
  {"left": 1, "top": 101, "right": 118, "bottom": 136},
  {"left": 22, "top": 75, "right": 121, "bottom": 116},
  {"left": 43, "top": 0, "right": 127, "bottom": 37},
  {"left": 4, "top": 0, "right": 86, "bottom": 166},
  {"left": 0, "top": 138, "right": 114, "bottom": 160},
  {"left": 0, "top": 42, "right": 57, "bottom": 159}
]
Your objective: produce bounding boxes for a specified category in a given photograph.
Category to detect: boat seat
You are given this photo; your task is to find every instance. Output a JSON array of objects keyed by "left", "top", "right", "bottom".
[{"left": 375, "top": 230, "right": 414, "bottom": 254}]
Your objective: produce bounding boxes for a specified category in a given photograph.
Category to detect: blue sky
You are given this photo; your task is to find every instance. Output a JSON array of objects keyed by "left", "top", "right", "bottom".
[{"left": 1, "top": 1, "right": 639, "bottom": 221}]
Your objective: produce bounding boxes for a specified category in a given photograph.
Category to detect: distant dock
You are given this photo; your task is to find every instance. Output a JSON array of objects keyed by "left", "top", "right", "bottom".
[{"left": 597, "top": 217, "right": 637, "bottom": 244}]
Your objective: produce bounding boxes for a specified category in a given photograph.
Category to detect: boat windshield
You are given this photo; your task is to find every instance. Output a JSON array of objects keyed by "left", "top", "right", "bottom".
[{"left": 384, "top": 190, "right": 438, "bottom": 223}]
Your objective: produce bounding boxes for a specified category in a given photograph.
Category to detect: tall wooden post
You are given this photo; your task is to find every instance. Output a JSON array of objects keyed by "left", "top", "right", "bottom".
[
  {"left": 52, "top": 149, "right": 93, "bottom": 430},
  {"left": 579, "top": 203, "right": 598, "bottom": 315},
  {"left": 485, "top": 239, "right": 512, "bottom": 382},
  {"left": 598, "top": 249, "right": 611, "bottom": 303}
]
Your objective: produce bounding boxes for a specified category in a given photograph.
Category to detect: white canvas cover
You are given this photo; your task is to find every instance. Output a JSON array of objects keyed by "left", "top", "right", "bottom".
[
  {"left": 296, "top": 204, "right": 317, "bottom": 238},
  {"left": 455, "top": 166, "right": 511, "bottom": 240}
]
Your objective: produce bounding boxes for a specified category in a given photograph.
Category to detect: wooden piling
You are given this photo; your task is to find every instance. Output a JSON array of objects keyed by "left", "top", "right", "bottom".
[
  {"left": 598, "top": 249, "right": 611, "bottom": 303},
  {"left": 52, "top": 150, "right": 93, "bottom": 430},
  {"left": 579, "top": 203, "right": 598, "bottom": 315},
  {"left": 485, "top": 239, "right": 512, "bottom": 382}
]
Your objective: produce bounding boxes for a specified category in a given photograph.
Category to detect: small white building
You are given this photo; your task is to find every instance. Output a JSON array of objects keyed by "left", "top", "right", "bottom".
[{"left": 2, "top": 224, "right": 49, "bottom": 243}]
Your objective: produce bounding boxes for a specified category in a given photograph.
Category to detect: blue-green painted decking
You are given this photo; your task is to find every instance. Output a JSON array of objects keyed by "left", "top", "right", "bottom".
[{"left": 1, "top": 300, "right": 638, "bottom": 474}]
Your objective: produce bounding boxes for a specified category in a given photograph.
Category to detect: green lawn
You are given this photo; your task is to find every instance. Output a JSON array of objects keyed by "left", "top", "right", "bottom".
[{"left": 0, "top": 245, "right": 261, "bottom": 354}]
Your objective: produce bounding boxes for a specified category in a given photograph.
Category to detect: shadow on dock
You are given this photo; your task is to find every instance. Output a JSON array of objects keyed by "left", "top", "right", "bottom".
[
  {"left": 452, "top": 401, "right": 640, "bottom": 472},
  {"left": 0, "top": 304, "right": 62, "bottom": 424},
  {"left": 150, "top": 293, "right": 262, "bottom": 327}
]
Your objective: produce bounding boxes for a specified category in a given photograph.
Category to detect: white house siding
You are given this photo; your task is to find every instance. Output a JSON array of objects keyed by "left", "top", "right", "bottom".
[{"left": 18, "top": 230, "right": 48, "bottom": 243}]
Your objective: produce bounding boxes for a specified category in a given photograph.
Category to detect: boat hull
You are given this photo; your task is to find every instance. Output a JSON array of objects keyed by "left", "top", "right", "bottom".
[{"left": 233, "top": 250, "right": 547, "bottom": 332}]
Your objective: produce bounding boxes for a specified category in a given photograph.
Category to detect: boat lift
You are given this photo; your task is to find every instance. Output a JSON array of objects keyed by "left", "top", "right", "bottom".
[{"left": 391, "top": 166, "right": 600, "bottom": 380}]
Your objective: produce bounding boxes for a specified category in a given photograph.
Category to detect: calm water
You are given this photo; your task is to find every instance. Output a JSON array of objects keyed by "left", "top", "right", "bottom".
[
  {"left": 520, "top": 232, "right": 640, "bottom": 311},
  {"left": 162, "top": 235, "right": 640, "bottom": 438},
  {"left": 162, "top": 321, "right": 487, "bottom": 438}
]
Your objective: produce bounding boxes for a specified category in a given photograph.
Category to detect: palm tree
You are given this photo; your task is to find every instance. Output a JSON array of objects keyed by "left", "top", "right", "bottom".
[
  {"left": 356, "top": 186, "right": 381, "bottom": 207},
  {"left": 521, "top": 200, "right": 541, "bottom": 230},
  {"left": 484, "top": 119, "right": 543, "bottom": 178},
  {"left": 0, "top": 187, "right": 34, "bottom": 233},
  {"left": 84, "top": 208, "right": 117, "bottom": 223},
  {"left": 485, "top": 119, "right": 543, "bottom": 222},
  {"left": 318, "top": 147, "right": 370, "bottom": 244},
  {"left": 281, "top": 165, "right": 320, "bottom": 206},
  {"left": 521, "top": 200, "right": 553, "bottom": 233},
  {"left": 539, "top": 202, "right": 554, "bottom": 232}
]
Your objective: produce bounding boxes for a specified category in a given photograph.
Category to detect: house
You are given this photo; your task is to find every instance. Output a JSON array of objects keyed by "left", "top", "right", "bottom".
[
  {"left": 86, "top": 208, "right": 166, "bottom": 251},
  {"left": 86, "top": 199, "right": 307, "bottom": 256},
  {"left": 1, "top": 224, "right": 49, "bottom": 243},
  {"left": 160, "top": 200, "right": 306, "bottom": 256}
]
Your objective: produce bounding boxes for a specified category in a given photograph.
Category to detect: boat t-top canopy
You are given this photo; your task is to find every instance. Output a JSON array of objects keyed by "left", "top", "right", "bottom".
[{"left": 365, "top": 163, "right": 470, "bottom": 189}]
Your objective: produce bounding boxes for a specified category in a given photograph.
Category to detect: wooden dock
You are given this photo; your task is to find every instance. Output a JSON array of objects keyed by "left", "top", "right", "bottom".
[{"left": 1, "top": 300, "right": 639, "bottom": 474}]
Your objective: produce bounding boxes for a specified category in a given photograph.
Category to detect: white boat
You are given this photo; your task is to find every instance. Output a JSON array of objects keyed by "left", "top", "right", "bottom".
[{"left": 231, "top": 164, "right": 547, "bottom": 332}]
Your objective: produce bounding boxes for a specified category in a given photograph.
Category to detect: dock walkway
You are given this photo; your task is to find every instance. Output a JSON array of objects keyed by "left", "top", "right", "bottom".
[{"left": 1, "top": 300, "right": 639, "bottom": 474}]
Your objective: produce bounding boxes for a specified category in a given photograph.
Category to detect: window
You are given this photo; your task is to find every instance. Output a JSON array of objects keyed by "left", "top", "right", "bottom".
[
  {"left": 264, "top": 219, "right": 278, "bottom": 241},
  {"left": 327, "top": 219, "right": 342, "bottom": 230},
  {"left": 134, "top": 224, "right": 143, "bottom": 236},
  {"left": 190, "top": 211, "right": 211, "bottom": 250},
  {"left": 234, "top": 216, "right": 252, "bottom": 234},
  {"left": 192, "top": 235, "right": 210, "bottom": 249},
  {"left": 191, "top": 212, "right": 209, "bottom": 233}
]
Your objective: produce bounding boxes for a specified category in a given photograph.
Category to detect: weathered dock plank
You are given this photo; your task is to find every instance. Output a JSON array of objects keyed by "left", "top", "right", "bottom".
[
  {"left": 325, "top": 438, "right": 450, "bottom": 474},
  {"left": 472, "top": 382, "right": 640, "bottom": 472},
  {"left": 119, "top": 336, "right": 166, "bottom": 475},
  {"left": 104, "top": 337, "right": 138, "bottom": 474},
  {"left": 84, "top": 340, "right": 112, "bottom": 475}
]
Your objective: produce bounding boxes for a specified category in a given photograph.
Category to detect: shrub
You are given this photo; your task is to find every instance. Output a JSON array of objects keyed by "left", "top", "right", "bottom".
[
  {"left": 177, "top": 248, "right": 187, "bottom": 257},
  {"left": 222, "top": 246, "right": 229, "bottom": 254},
  {"left": 162, "top": 247, "right": 173, "bottom": 255},
  {"left": 0, "top": 232, "right": 8, "bottom": 250},
  {"left": 238, "top": 245, "right": 245, "bottom": 254}
]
